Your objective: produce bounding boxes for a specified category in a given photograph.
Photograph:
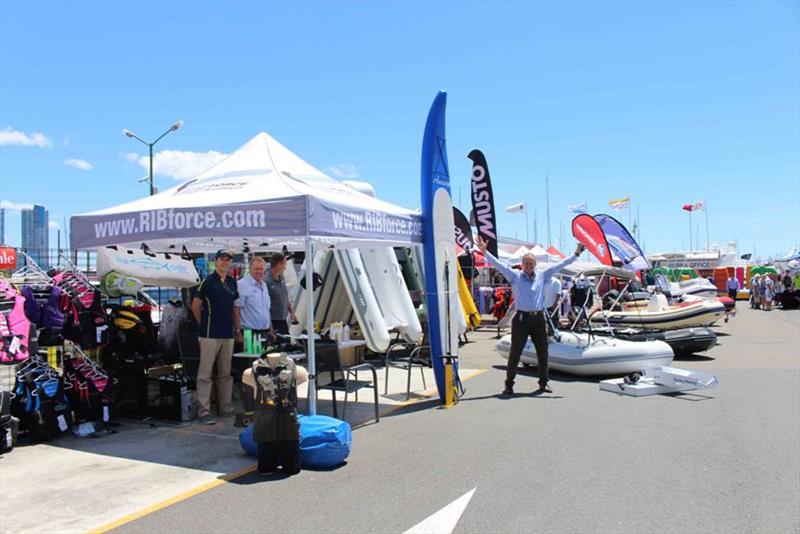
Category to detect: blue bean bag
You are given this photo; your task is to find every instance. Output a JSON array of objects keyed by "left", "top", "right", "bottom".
[{"left": 239, "top": 414, "right": 352, "bottom": 468}]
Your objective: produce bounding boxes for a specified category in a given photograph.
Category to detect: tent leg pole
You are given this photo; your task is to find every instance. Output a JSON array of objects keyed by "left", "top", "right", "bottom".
[{"left": 306, "top": 238, "right": 317, "bottom": 416}]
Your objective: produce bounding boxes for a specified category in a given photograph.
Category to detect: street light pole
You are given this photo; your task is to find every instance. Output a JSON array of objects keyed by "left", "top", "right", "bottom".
[{"left": 122, "top": 120, "right": 183, "bottom": 195}]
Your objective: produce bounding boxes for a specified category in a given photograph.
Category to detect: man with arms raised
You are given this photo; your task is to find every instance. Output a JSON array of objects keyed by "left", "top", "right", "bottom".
[{"left": 477, "top": 236, "right": 585, "bottom": 395}]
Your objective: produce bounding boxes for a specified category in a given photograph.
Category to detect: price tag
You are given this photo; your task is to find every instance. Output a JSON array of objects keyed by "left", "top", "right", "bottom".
[
  {"left": 57, "top": 415, "right": 68, "bottom": 432},
  {"left": 96, "top": 326, "right": 109, "bottom": 343},
  {"left": 8, "top": 337, "right": 20, "bottom": 355},
  {"left": 103, "top": 406, "right": 110, "bottom": 422}
]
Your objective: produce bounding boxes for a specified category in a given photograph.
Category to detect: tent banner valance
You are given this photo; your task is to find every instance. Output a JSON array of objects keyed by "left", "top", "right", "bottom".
[
  {"left": 70, "top": 198, "right": 308, "bottom": 249},
  {"left": 309, "top": 198, "right": 423, "bottom": 244}
]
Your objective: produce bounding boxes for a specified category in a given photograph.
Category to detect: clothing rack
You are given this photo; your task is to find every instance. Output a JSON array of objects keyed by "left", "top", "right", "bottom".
[
  {"left": 9, "top": 252, "right": 53, "bottom": 287},
  {"left": 56, "top": 251, "right": 94, "bottom": 290}
]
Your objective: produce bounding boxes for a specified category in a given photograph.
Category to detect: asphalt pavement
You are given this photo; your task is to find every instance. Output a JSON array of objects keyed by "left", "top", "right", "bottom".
[{"left": 107, "top": 306, "right": 800, "bottom": 533}]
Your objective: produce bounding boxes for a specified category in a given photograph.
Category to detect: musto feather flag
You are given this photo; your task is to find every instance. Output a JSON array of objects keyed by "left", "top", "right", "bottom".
[
  {"left": 608, "top": 196, "right": 630, "bottom": 210},
  {"left": 593, "top": 214, "right": 650, "bottom": 271},
  {"left": 468, "top": 149, "right": 498, "bottom": 257},
  {"left": 571, "top": 214, "right": 613, "bottom": 266},
  {"left": 682, "top": 200, "right": 704, "bottom": 212}
]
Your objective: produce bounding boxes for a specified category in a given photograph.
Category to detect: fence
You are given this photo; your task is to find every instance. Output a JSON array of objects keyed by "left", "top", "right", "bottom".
[{"left": 5, "top": 248, "right": 97, "bottom": 276}]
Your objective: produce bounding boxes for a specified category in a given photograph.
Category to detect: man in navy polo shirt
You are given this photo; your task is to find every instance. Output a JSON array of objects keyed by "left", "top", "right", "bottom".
[{"left": 191, "top": 249, "right": 242, "bottom": 424}]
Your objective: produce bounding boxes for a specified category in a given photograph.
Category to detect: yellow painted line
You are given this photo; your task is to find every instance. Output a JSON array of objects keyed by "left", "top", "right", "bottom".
[
  {"left": 89, "top": 369, "right": 487, "bottom": 532},
  {"left": 87, "top": 464, "right": 257, "bottom": 534}
]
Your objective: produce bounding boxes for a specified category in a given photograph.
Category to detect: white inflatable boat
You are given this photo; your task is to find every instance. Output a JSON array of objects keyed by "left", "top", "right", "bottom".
[
  {"left": 496, "top": 330, "right": 674, "bottom": 376},
  {"left": 292, "top": 249, "right": 392, "bottom": 353},
  {"left": 591, "top": 294, "right": 725, "bottom": 330},
  {"left": 669, "top": 278, "right": 719, "bottom": 299}
]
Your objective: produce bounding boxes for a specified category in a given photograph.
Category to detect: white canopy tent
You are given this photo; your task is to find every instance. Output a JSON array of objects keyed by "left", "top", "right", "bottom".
[{"left": 71, "top": 132, "right": 424, "bottom": 415}]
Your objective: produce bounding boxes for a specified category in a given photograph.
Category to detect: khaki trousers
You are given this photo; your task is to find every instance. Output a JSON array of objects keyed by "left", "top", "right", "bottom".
[{"left": 196, "top": 337, "right": 234, "bottom": 417}]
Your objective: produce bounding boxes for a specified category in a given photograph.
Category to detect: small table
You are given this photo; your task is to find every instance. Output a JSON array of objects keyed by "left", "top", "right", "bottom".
[{"left": 283, "top": 336, "right": 368, "bottom": 367}]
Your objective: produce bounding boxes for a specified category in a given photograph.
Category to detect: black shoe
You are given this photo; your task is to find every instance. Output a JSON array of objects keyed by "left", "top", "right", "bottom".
[
  {"left": 538, "top": 384, "right": 553, "bottom": 394},
  {"left": 502, "top": 386, "right": 514, "bottom": 395}
]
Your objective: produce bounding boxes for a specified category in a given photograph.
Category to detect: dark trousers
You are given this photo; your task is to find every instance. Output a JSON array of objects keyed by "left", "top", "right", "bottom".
[
  {"left": 507, "top": 312, "right": 549, "bottom": 387},
  {"left": 257, "top": 440, "right": 301, "bottom": 474},
  {"left": 272, "top": 320, "right": 289, "bottom": 336},
  {"left": 728, "top": 289, "right": 737, "bottom": 305}
]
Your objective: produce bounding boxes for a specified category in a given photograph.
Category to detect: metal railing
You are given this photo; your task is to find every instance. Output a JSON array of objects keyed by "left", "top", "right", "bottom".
[{"left": 4, "top": 248, "right": 98, "bottom": 277}]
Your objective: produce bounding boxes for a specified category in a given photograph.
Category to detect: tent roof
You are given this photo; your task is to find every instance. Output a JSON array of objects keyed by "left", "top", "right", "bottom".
[{"left": 70, "top": 133, "right": 422, "bottom": 252}]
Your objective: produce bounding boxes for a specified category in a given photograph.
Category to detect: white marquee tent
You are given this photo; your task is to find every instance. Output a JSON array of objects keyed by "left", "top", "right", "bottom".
[{"left": 71, "top": 132, "right": 425, "bottom": 415}]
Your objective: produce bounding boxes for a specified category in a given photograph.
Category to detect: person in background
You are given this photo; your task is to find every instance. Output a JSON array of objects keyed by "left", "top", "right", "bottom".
[
  {"left": 191, "top": 249, "right": 242, "bottom": 425},
  {"left": 763, "top": 275, "right": 775, "bottom": 311},
  {"left": 726, "top": 274, "right": 740, "bottom": 305},
  {"left": 236, "top": 256, "right": 274, "bottom": 342},
  {"left": 750, "top": 274, "right": 761, "bottom": 309},
  {"left": 266, "top": 253, "right": 298, "bottom": 336},
  {"left": 544, "top": 276, "right": 563, "bottom": 331},
  {"left": 782, "top": 271, "right": 793, "bottom": 292},
  {"left": 477, "top": 235, "right": 585, "bottom": 395},
  {"left": 570, "top": 274, "right": 593, "bottom": 325}
]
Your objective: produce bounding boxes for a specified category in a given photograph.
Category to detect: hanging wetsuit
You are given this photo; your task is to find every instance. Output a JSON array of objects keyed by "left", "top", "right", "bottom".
[{"left": 251, "top": 355, "right": 300, "bottom": 474}]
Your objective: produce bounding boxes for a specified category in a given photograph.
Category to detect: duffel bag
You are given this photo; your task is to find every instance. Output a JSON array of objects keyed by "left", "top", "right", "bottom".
[
  {"left": 97, "top": 245, "right": 200, "bottom": 288},
  {"left": 239, "top": 415, "right": 351, "bottom": 468}
]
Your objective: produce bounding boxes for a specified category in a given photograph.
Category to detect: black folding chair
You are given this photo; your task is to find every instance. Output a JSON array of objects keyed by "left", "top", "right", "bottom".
[
  {"left": 314, "top": 341, "right": 379, "bottom": 424},
  {"left": 383, "top": 341, "right": 430, "bottom": 400}
]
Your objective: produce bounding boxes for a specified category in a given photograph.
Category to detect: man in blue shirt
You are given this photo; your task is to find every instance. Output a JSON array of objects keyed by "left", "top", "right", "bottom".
[
  {"left": 478, "top": 236, "right": 585, "bottom": 395},
  {"left": 191, "top": 249, "right": 242, "bottom": 424},
  {"left": 726, "top": 275, "right": 740, "bottom": 305},
  {"left": 236, "top": 256, "right": 274, "bottom": 340}
]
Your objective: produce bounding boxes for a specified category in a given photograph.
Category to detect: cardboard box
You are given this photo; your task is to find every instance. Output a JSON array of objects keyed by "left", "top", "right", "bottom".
[{"left": 338, "top": 344, "right": 365, "bottom": 367}]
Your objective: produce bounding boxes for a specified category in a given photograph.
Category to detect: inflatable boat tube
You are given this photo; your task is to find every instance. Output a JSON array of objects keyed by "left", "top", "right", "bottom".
[
  {"left": 360, "top": 247, "right": 423, "bottom": 343},
  {"left": 496, "top": 330, "right": 674, "bottom": 376}
]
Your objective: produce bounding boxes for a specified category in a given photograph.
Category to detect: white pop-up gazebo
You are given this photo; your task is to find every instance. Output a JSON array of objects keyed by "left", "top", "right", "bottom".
[{"left": 71, "top": 132, "right": 423, "bottom": 414}]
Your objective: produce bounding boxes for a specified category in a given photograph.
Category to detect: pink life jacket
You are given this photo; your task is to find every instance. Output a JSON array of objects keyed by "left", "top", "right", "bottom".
[{"left": 0, "top": 281, "right": 31, "bottom": 364}]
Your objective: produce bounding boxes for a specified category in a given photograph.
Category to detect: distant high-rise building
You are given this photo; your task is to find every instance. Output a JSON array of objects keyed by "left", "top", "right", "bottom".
[{"left": 21, "top": 204, "right": 49, "bottom": 267}]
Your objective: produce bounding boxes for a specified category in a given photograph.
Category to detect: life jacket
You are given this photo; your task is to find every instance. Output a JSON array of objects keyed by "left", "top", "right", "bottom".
[
  {"left": 63, "top": 357, "right": 112, "bottom": 424},
  {"left": 0, "top": 283, "right": 31, "bottom": 364},
  {"left": 21, "top": 285, "right": 65, "bottom": 330},
  {"left": 65, "top": 290, "right": 109, "bottom": 350},
  {"left": 108, "top": 304, "right": 155, "bottom": 355},
  {"left": 13, "top": 368, "right": 72, "bottom": 441},
  {"left": 251, "top": 355, "right": 299, "bottom": 443},
  {"left": 21, "top": 286, "right": 42, "bottom": 325}
]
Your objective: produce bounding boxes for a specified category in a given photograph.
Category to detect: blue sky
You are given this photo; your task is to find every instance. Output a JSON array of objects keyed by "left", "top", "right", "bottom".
[{"left": 1, "top": 1, "right": 798, "bottom": 258}]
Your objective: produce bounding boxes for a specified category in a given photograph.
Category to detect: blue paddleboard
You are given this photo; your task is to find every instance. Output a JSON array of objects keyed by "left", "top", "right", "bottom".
[{"left": 420, "top": 91, "right": 461, "bottom": 402}]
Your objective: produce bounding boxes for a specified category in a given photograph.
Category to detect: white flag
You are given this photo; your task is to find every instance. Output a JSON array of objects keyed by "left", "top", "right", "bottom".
[
  {"left": 505, "top": 202, "right": 526, "bottom": 213},
  {"left": 568, "top": 201, "right": 587, "bottom": 214}
]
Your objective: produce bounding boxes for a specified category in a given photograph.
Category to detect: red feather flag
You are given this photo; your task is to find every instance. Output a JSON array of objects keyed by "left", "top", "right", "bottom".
[{"left": 571, "top": 214, "right": 613, "bottom": 266}]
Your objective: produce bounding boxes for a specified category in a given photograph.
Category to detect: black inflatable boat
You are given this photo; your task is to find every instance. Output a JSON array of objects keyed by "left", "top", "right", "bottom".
[{"left": 586, "top": 326, "right": 717, "bottom": 356}]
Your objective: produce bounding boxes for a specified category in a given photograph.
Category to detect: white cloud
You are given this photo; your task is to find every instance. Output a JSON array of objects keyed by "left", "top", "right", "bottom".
[
  {"left": 49, "top": 220, "right": 60, "bottom": 230},
  {"left": 125, "top": 149, "right": 228, "bottom": 180},
  {"left": 326, "top": 164, "right": 359, "bottom": 179},
  {"left": 0, "top": 200, "right": 33, "bottom": 213},
  {"left": 64, "top": 158, "right": 93, "bottom": 171},
  {"left": 0, "top": 127, "right": 52, "bottom": 148}
]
